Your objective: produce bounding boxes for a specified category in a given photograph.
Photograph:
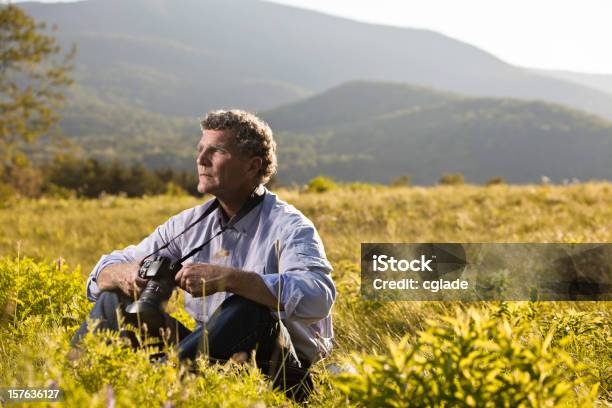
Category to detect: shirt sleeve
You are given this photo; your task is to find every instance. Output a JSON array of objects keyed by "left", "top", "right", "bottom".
[
  {"left": 85, "top": 215, "right": 185, "bottom": 302},
  {"left": 260, "top": 221, "right": 336, "bottom": 324}
]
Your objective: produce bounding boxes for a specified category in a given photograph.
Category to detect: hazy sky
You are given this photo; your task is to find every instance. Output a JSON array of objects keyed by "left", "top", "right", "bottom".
[{"left": 12, "top": 0, "right": 611, "bottom": 74}]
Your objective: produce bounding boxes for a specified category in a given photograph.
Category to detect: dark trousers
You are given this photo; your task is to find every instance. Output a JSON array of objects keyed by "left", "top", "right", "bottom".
[{"left": 71, "top": 291, "right": 313, "bottom": 401}]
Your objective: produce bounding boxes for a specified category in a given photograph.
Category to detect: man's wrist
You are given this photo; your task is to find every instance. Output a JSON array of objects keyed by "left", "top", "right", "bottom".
[
  {"left": 224, "top": 267, "right": 241, "bottom": 293},
  {"left": 96, "top": 265, "right": 115, "bottom": 291},
  {"left": 97, "top": 263, "right": 132, "bottom": 291}
]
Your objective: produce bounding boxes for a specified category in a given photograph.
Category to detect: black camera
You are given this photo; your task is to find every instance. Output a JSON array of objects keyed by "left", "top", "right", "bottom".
[{"left": 124, "top": 256, "right": 183, "bottom": 328}]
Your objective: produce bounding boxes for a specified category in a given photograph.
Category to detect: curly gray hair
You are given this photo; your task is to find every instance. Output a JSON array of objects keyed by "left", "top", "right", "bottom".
[{"left": 200, "top": 109, "right": 277, "bottom": 185}]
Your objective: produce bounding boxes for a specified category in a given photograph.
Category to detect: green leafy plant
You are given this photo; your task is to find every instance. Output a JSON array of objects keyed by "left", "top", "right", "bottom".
[
  {"left": 333, "top": 307, "right": 599, "bottom": 407},
  {"left": 306, "top": 176, "right": 337, "bottom": 193}
]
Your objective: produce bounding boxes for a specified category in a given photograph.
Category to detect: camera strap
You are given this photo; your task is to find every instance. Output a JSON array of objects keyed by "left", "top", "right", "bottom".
[
  {"left": 177, "top": 188, "right": 265, "bottom": 264},
  {"left": 142, "top": 198, "right": 221, "bottom": 262},
  {"left": 142, "top": 187, "right": 265, "bottom": 264}
]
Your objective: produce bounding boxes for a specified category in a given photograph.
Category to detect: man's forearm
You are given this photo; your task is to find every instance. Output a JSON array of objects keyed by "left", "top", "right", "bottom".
[
  {"left": 228, "top": 270, "right": 285, "bottom": 311},
  {"left": 96, "top": 263, "right": 137, "bottom": 291}
]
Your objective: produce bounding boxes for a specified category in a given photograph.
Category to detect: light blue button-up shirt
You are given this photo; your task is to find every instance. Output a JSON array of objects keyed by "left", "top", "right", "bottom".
[{"left": 86, "top": 187, "right": 336, "bottom": 364}]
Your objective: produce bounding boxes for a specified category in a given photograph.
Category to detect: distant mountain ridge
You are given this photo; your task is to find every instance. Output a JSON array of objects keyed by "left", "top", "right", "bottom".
[
  {"left": 39, "top": 80, "right": 612, "bottom": 185},
  {"left": 263, "top": 81, "right": 459, "bottom": 132},
  {"left": 262, "top": 81, "right": 612, "bottom": 184},
  {"left": 18, "top": 0, "right": 612, "bottom": 121}
]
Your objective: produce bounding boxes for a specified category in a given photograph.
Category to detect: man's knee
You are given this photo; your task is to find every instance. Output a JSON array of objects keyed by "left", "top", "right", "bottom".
[
  {"left": 96, "top": 290, "right": 119, "bottom": 304},
  {"left": 71, "top": 291, "right": 125, "bottom": 346},
  {"left": 93, "top": 290, "right": 124, "bottom": 319},
  {"left": 83, "top": 290, "right": 133, "bottom": 332}
]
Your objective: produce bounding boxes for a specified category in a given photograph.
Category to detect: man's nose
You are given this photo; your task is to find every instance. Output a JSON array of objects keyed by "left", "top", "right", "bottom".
[{"left": 197, "top": 150, "right": 211, "bottom": 166}]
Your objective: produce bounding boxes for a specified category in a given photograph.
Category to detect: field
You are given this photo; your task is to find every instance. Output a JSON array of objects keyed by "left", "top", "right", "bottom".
[{"left": 1, "top": 183, "right": 611, "bottom": 406}]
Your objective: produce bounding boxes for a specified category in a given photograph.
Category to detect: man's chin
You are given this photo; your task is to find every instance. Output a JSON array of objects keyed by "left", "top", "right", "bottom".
[
  {"left": 198, "top": 183, "right": 217, "bottom": 196},
  {"left": 197, "top": 183, "right": 208, "bottom": 195}
]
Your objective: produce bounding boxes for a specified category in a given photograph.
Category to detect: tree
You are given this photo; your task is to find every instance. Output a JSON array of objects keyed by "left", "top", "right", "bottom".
[{"left": 0, "top": 3, "right": 74, "bottom": 189}]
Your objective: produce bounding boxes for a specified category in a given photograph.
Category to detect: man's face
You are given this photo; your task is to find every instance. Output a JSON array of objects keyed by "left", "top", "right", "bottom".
[{"left": 196, "top": 129, "right": 255, "bottom": 196}]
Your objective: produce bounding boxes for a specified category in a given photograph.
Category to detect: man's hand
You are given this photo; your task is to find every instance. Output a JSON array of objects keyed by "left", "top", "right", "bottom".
[
  {"left": 175, "top": 263, "right": 284, "bottom": 310},
  {"left": 98, "top": 263, "right": 148, "bottom": 298},
  {"left": 174, "top": 263, "right": 235, "bottom": 297}
]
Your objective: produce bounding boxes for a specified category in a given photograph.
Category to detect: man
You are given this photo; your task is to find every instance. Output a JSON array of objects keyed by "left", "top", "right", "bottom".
[{"left": 71, "top": 110, "right": 336, "bottom": 400}]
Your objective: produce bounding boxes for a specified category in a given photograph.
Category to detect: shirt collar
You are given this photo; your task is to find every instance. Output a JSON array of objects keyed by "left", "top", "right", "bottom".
[{"left": 214, "top": 186, "right": 268, "bottom": 235}]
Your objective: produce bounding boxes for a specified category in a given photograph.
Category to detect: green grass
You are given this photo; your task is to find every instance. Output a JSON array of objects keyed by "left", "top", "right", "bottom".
[{"left": 1, "top": 183, "right": 611, "bottom": 406}]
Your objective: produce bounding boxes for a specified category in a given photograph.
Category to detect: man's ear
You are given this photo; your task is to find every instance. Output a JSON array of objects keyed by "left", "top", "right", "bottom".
[{"left": 248, "top": 156, "right": 263, "bottom": 177}]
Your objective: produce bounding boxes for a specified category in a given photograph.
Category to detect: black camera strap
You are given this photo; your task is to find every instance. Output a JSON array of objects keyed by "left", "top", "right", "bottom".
[
  {"left": 141, "top": 198, "right": 220, "bottom": 262},
  {"left": 141, "top": 187, "right": 265, "bottom": 264},
  {"left": 177, "top": 188, "right": 265, "bottom": 264}
]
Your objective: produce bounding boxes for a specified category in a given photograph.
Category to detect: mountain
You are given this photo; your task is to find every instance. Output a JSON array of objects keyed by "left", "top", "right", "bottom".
[
  {"left": 531, "top": 69, "right": 612, "bottom": 96},
  {"left": 262, "top": 81, "right": 612, "bottom": 185},
  {"left": 12, "top": 0, "right": 612, "bottom": 185},
  {"left": 263, "top": 81, "right": 459, "bottom": 132},
  {"left": 36, "top": 80, "right": 612, "bottom": 185},
  {"left": 18, "top": 0, "right": 612, "bottom": 121}
]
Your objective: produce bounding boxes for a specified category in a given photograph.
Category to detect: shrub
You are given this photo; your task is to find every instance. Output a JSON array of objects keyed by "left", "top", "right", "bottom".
[
  {"left": 333, "top": 307, "right": 597, "bottom": 407},
  {"left": 306, "top": 176, "right": 337, "bottom": 193},
  {"left": 390, "top": 175, "right": 411, "bottom": 187},
  {"left": 486, "top": 176, "right": 505, "bottom": 186},
  {"left": 0, "top": 256, "right": 89, "bottom": 328},
  {"left": 439, "top": 173, "right": 465, "bottom": 185},
  {"left": 164, "top": 181, "right": 188, "bottom": 197}
]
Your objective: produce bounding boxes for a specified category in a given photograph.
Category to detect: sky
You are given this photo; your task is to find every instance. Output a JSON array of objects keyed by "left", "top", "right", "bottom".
[{"left": 12, "top": 0, "right": 612, "bottom": 75}]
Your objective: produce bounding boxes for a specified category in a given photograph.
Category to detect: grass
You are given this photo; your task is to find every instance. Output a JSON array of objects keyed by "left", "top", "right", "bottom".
[{"left": 1, "top": 183, "right": 611, "bottom": 406}]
